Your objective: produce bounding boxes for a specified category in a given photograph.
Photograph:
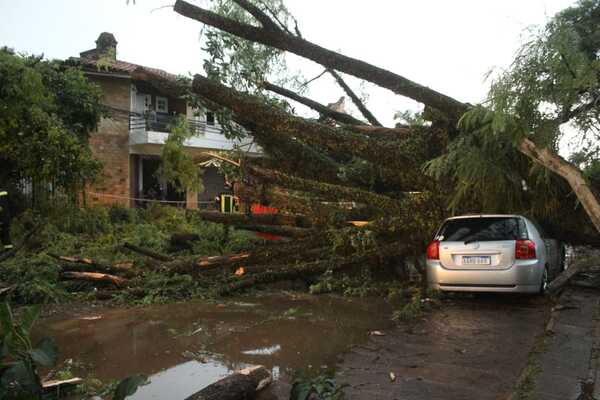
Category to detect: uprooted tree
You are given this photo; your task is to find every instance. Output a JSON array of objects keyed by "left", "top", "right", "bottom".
[{"left": 113, "top": 0, "right": 600, "bottom": 292}]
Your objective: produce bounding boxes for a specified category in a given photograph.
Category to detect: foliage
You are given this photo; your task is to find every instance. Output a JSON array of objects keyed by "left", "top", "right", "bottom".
[
  {"left": 0, "top": 303, "right": 58, "bottom": 400},
  {"left": 290, "top": 372, "right": 346, "bottom": 400},
  {"left": 425, "top": 0, "right": 600, "bottom": 215},
  {"left": 391, "top": 288, "right": 439, "bottom": 322},
  {"left": 159, "top": 117, "right": 203, "bottom": 193},
  {"left": 1, "top": 202, "right": 256, "bottom": 306},
  {"left": 0, "top": 48, "right": 103, "bottom": 200},
  {"left": 201, "top": 0, "right": 295, "bottom": 93}
]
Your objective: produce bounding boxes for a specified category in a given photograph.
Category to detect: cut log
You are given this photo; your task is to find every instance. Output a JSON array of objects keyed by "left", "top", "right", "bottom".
[
  {"left": 184, "top": 365, "right": 271, "bottom": 400},
  {"left": 61, "top": 271, "right": 127, "bottom": 288},
  {"left": 123, "top": 242, "right": 174, "bottom": 262}
]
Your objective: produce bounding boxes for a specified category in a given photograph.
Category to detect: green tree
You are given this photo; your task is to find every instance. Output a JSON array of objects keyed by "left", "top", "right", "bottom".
[
  {"left": 0, "top": 48, "right": 103, "bottom": 205},
  {"left": 427, "top": 0, "right": 600, "bottom": 232}
]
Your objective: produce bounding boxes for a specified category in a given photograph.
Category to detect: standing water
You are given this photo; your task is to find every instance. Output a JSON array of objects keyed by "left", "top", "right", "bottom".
[{"left": 35, "top": 293, "right": 393, "bottom": 399}]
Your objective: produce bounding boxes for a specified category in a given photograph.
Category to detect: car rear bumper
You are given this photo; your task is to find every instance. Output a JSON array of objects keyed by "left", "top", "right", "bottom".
[{"left": 426, "top": 260, "right": 544, "bottom": 293}]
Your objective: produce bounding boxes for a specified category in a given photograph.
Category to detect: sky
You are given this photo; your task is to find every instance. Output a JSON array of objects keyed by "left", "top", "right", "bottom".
[{"left": 0, "top": 0, "right": 578, "bottom": 128}]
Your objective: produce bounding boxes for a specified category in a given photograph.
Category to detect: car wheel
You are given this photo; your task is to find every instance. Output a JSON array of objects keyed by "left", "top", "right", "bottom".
[{"left": 539, "top": 265, "right": 549, "bottom": 294}]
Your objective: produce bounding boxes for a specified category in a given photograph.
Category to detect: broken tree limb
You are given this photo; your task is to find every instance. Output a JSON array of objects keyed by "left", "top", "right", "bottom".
[
  {"left": 123, "top": 242, "right": 174, "bottom": 262},
  {"left": 184, "top": 365, "right": 271, "bottom": 400},
  {"left": 519, "top": 137, "right": 600, "bottom": 233},
  {"left": 42, "top": 378, "right": 84, "bottom": 394},
  {"left": 197, "top": 210, "right": 312, "bottom": 228},
  {"left": 220, "top": 242, "right": 407, "bottom": 295},
  {"left": 174, "top": 0, "right": 468, "bottom": 119},
  {"left": 61, "top": 271, "right": 127, "bottom": 288},
  {"left": 166, "top": 252, "right": 251, "bottom": 275},
  {"left": 233, "top": 223, "right": 313, "bottom": 238},
  {"left": 249, "top": 165, "right": 403, "bottom": 212},
  {"left": 328, "top": 69, "right": 382, "bottom": 126},
  {"left": 546, "top": 259, "right": 595, "bottom": 296},
  {"left": 262, "top": 81, "right": 365, "bottom": 126},
  {"left": 47, "top": 254, "right": 135, "bottom": 276}
]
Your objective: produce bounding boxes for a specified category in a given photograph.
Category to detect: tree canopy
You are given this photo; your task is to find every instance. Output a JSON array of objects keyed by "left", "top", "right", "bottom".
[{"left": 0, "top": 49, "right": 103, "bottom": 203}]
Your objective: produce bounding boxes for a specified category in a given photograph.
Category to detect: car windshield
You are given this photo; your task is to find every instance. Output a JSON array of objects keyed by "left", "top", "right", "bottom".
[{"left": 437, "top": 217, "right": 526, "bottom": 243}]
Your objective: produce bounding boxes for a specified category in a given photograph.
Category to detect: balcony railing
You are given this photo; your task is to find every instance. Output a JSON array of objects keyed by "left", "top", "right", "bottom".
[{"left": 128, "top": 112, "right": 218, "bottom": 135}]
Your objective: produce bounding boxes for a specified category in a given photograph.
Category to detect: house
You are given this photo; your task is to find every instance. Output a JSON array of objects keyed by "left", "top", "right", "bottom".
[{"left": 72, "top": 32, "right": 259, "bottom": 209}]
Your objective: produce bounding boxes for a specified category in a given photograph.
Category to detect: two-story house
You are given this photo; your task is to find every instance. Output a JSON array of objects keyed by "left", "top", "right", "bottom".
[{"left": 72, "top": 32, "right": 259, "bottom": 209}]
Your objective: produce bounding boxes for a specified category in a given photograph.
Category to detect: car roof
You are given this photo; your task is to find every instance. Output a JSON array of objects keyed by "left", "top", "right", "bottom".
[{"left": 445, "top": 214, "right": 524, "bottom": 220}]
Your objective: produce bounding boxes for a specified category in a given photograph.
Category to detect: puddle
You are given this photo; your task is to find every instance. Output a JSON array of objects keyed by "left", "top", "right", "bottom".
[{"left": 35, "top": 293, "right": 392, "bottom": 398}]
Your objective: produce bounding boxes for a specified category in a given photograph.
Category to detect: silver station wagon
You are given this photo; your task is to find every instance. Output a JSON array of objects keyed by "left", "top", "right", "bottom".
[{"left": 426, "top": 215, "right": 564, "bottom": 294}]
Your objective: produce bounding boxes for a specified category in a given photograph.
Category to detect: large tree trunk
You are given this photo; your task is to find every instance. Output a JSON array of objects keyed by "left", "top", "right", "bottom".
[
  {"left": 173, "top": 0, "right": 468, "bottom": 120},
  {"left": 519, "top": 138, "right": 600, "bottom": 233}
]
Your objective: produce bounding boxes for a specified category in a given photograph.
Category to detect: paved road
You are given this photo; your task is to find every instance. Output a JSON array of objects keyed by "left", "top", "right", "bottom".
[{"left": 336, "top": 294, "right": 551, "bottom": 400}]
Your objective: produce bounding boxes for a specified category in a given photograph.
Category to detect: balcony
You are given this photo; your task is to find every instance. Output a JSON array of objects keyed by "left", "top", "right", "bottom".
[{"left": 128, "top": 112, "right": 259, "bottom": 153}]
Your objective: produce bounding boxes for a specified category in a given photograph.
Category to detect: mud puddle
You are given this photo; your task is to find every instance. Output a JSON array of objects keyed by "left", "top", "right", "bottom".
[{"left": 35, "top": 293, "right": 393, "bottom": 399}]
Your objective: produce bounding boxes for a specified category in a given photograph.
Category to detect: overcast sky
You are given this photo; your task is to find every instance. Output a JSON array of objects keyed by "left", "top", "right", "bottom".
[{"left": 0, "top": 0, "right": 577, "bottom": 127}]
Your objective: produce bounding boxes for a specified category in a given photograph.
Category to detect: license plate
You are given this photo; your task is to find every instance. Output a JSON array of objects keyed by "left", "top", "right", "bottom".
[{"left": 463, "top": 256, "right": 491, "bottom": 265}]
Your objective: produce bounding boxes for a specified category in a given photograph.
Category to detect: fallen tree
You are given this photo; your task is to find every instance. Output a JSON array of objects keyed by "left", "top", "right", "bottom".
[{"left": 184, "top": 365, "right": 271, "bottom": 400}]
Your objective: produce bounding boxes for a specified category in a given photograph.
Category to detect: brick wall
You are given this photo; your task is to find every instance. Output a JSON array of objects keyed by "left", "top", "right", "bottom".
[{"left": 86, "top": 75, "right": 132, "bottom": 207}]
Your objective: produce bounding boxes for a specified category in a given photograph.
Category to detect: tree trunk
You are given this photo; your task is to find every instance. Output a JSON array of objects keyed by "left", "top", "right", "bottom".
[
  {"left": 184, "top": 365, "right": 271, "bottom": 400},
  {"left": 173, "top": 0, "right": 468, "bottom": 119},
  {"left": 519, "top": 138, "right": 600, "bottom": 233},
  {"left": 262, "top": 81, "right": 365, "bottom": 125}
]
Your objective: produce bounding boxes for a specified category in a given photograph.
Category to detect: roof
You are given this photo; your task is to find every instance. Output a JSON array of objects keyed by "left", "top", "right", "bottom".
[{"left": 73, "top": 56, "right": 180, "bottom": 82}]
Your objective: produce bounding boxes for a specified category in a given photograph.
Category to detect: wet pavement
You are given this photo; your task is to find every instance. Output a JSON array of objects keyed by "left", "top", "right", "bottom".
[
  {"left": 337, "top": 293, "right": 551, "bottom": 400},
  {"left": 33, "top": 292, "right": 569, "bottom": 400}
]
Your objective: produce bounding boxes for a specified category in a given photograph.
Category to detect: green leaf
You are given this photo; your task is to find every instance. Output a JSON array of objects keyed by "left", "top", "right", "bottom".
[
  {"left": 28, "top": 337, "right": 58, "bottom": 367},
  {"left": 113, "top": 374, "right": 148, "bottom": 400},
  {"left": 0, "top": 360, "right": 42, "bottom": 396},
  {"left": 21, "top": 305, "right": 41, "bottom": 334},
  {"left": 290, "top": 382, "right": 312, "bottom": 400},
  {"left": 0, "top": 302, "right": 15, "bottom": 337}
]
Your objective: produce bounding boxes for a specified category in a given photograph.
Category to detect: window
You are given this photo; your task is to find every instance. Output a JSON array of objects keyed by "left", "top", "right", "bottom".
[
  {"left": 206, "top": 111, "right": 215, "bottom": 126},
  {"left": 437, "top": 217, "right": 527, "bottom": 242},
  {"left": 156, "top": 96, "right": 168, "bottom": 113}
]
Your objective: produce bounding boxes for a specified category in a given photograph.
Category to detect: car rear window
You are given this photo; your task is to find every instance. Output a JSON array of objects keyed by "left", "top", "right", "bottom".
[{"left": 437, "top": 217, "right": 527, "bottom": 242}]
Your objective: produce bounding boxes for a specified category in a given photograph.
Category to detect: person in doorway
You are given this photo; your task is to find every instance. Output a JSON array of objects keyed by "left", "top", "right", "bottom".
[{"left": 0, "top": 190, "right": 12, "bottom": 251}]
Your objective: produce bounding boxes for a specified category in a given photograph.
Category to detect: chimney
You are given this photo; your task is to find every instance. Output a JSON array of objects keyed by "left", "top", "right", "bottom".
[
  {"left": 95, "top": 32, "right": 117, "bottom": 60},
  {"left": 80, "top": 32, "right": 117, "bottom": 60}
]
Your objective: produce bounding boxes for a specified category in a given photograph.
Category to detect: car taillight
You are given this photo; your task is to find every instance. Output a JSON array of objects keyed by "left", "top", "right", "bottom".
[
  {"left": 426, "top": 240, "right": 440, "bottom": 260},
  {"left": 515, "top": 239, "right": 536, "bottom": 259}
]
